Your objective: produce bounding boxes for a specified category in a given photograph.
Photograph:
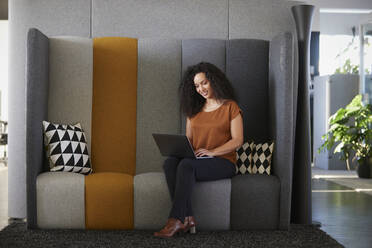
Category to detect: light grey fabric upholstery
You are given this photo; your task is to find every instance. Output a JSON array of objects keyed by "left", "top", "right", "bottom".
[
  {"left": 134, "top": 172, "right": 231, "bottom": 230},
  {"left": 48, "top": 37, "right": 93, "bottom": 154},
  {"left": 133, "top": 172, "right": 172, "bottom": 229},
  {"left": 230, "top": 174, "right": 280, "bottom": 230},
  {"left": 229, "top": 0, "right": 297, "bottom": 41},
  {"left": 136, "top": 39, "right": 182, "bottom": 174},
  {"left": 36, "top": 172, "right": 85, "bottom": 229},
  {"left": 91, "top": 0, "right": 229, "bottom": 39},
  {"left": 268, "top": 32, "right": 294, "bottom": 229},
  {"left": 26, "top": 28, "right": 49, "bottom": 229}
]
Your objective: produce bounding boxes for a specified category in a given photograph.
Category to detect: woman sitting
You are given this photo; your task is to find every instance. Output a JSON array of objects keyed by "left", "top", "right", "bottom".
[{"left": 154, "top": 62, "right": 243, "bottom": 238}]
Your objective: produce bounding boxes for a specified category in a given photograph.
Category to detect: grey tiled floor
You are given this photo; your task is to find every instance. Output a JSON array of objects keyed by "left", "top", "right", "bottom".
[
  {"left": 312, "top": 167, "right": 372, "bottom": 248},
  {"left": 1, "top": 166, "right": 372, "bottom": 248}
]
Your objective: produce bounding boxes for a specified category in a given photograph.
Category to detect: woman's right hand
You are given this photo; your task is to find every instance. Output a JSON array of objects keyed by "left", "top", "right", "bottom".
[{"left": 195, "top": 148, "right": 214, "bottom": 157}]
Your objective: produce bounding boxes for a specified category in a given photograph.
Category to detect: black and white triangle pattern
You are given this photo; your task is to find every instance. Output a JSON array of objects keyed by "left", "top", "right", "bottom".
[
  {"left": 43, "top": 121, "right": 92, "bottom": 175},
  {"left": 251, "top": 142, "right": 274, "bottom": 175},
  {"left": 235, "top": 141, "right": 255, "bottom": 175}
]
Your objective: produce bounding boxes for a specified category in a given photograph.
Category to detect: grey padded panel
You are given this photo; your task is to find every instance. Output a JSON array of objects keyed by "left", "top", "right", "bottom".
[
  {"left": 92, "top": 0, "right": 228, "bottom": 39},
  {"left": 230, "top": 174, "right": 280, "bottom": 230},
  {"left": 26, "top": 28, "right": 49, "bottom": 229},
  {"left": 136, "top": 39, "right": 182, "bottom": 174},
  {"left": 182, "top": 39, "right": 226, "bottom": 73},
  {"left": 134, "top": 172, "right": 231, "bottom": 230},
  {"left": 180, "top": 39, "right": 226, "bottom": 133},
  {"left": 226, "top": 39, "right": 270, "bottom": 143},
  {"left": 48, "top": 37, "right": 93, "bottom": 155},
  {"left": 37, "top": 172, "right": 85, "bottom": 229},
  {"left": 9, "top": 0, "right": 91, "bottom": 219},
  {"left": 268, "top": 32, "right": 294, "bottom": 229}
]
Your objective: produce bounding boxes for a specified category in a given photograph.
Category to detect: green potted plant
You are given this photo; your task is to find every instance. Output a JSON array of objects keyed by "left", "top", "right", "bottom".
[{"left": 318, "top": 95, "right": 372, "bottom": 178}]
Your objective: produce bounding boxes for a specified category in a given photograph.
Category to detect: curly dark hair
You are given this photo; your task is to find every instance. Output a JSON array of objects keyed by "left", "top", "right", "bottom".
[{"left": 179, "top": 62, "right": 237, "bottom": 118}]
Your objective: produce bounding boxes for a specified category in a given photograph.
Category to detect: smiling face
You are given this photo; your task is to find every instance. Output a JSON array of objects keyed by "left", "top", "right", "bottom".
[{"left": 193, "top": 72, "right": 214, "bottom": 99}]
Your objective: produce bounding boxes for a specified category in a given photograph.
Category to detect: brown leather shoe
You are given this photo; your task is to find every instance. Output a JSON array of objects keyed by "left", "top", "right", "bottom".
[
  {"left": 154, "top": 218, "right": 186, "bottom": 238},
  {"left": 184, "top": 216, "right": 196, "bottom": 234}
]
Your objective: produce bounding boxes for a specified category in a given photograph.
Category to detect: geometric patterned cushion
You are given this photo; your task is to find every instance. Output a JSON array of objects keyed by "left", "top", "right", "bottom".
[
  {"left": 42, "top": 121, "right": 92, "bottom": 175},
  {"left": 235, "top": 141, "right": 255, "bottom": 175},
  {"left": 251, "top": 141, "right": 274, "bottom": 175}
]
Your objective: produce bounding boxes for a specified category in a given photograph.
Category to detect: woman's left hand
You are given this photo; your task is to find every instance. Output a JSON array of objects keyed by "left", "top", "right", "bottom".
[{"left": 195, "top": 148, "right": 214, "bottom": 157}]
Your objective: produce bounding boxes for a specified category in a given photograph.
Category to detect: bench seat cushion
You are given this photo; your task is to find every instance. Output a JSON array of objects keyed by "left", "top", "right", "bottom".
[
  {"left": 230, "top": 174, "right": 280, "bottom": 230},
  {"left": 37, "top": 172, "right": 85, "bottom": 229},
  {"left": 85, "top": 172, "right": 134, "bottom": 229},
  {"left": 134, "top": 172, "right": 231, "bottom": 230}
]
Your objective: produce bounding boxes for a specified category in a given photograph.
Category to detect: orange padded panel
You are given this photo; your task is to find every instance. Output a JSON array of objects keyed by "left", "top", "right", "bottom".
[
  {"left": 85, "top": 172, "right": 133, "bottom": 229},
  {"left": 92, "top": 37, "right": 137, "bottom": 174}
]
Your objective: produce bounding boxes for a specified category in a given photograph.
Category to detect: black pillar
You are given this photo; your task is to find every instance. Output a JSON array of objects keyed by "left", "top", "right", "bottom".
[{"left": 291, "top": 4, "right": 314, "bottom": 225}]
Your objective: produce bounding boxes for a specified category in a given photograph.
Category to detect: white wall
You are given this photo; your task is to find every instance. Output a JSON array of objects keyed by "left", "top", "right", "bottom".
[
  {"left": 0, "top": 21, "right": 7, "bottom": 121},
  {"left": 320, "top": 13, "right": 371, "bottom": 35},
  {"left": 304, "top": 0, "right": 372, "bottom": 33}
]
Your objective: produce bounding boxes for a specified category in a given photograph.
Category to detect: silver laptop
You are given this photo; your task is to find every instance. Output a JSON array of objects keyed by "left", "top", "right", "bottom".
[{"left": 152, "top": 133, "right": 213, "bottom": 159}]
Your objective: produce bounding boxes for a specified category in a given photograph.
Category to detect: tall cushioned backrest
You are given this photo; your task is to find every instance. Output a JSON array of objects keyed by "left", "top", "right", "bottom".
[
  {"left": 181, "top": 39, "right": 227, "bottom": 132},
  {"left": 181, "top": 39, "right": 270, "bottom": 144},
  {"left": 226, "top": 40, "right": 270, "bottom": 143},
  {"left": 26, "top": 28, "right": 49, "bottom": 229},
  {"left": 91, "top": 37, "right": 137, "bottom": 174},
  {"left": 135, "top": 39, "right": 182, "bottom": 174},
  {"left": 47, "top": 37, "right": 138, "bottom": 174},
  {"left": 48, "top": 37, "right": 93, "bottom": 154},
  {"left": 268, "top": 33, "right": 294, "bottom": 229}
]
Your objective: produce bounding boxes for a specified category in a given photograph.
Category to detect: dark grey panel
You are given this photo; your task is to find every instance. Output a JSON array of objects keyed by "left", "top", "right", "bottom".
[
  {"left": 26, "top": 28, "right": 49, "bottom": 229},
  {"left": 268, "top": 32, "right": 294, "bottom": 229},
  {"left": 180, "top": 39, "right": 226, "bottom": 133},
  {"left": 226, "top": 39, "right": 270, "bottom": 143},
  {"left": 230, "top": 174, "right": 280, "bottom": 230},
  {"left": 191, "top": 179, "right": 231, "bottom": 230},
  {"left": 182, "top": 39, "right": 226, "bottom": 74}
]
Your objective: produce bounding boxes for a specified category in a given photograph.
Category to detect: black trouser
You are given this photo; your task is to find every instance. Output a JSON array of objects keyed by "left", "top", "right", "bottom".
[{"left": 163, "top": 156, "right": 236, "bottom": 223}]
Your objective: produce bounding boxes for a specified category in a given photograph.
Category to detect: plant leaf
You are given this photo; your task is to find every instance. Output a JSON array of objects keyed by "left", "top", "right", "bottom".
[{"left": 334, "top": 142, "right": 344, "bottom": 153}]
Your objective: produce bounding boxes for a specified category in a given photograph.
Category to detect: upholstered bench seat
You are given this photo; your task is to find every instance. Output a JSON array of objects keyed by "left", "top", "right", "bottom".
[
  {"left": 134, "top": 172, "right": 231, "bottom": 230},
  {"left": 37, "top": 172, "right": 85, "bottom": 229},
  {"left": 85, "top": 172, "right": 134, "bottom": 229},
  {"left": 37, "top": 172, "right": 134, "bottom": 230},
  {"left": 27, "top": 28, "right": 295, "bottom": 230}
]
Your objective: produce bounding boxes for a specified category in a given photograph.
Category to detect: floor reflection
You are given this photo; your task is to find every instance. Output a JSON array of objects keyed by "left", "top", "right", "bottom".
[{"left": 312, "top": 179, "right": 372, "bottom": 248}]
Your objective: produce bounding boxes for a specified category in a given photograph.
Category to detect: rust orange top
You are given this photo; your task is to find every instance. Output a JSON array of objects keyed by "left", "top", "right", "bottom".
[{"left": 190, "top": 100, "right": 242, "bottom": 164}]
